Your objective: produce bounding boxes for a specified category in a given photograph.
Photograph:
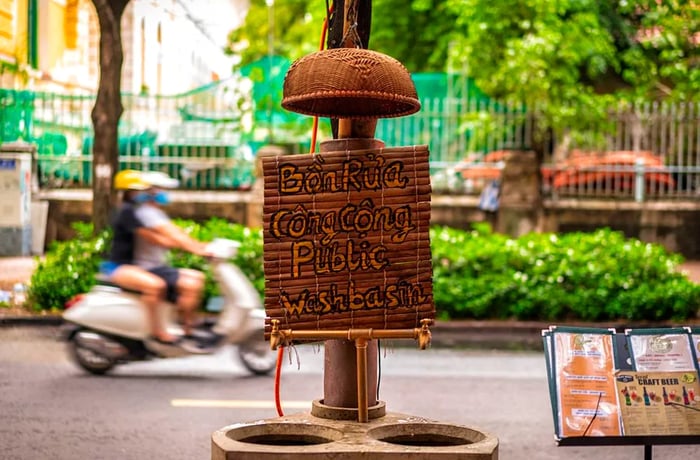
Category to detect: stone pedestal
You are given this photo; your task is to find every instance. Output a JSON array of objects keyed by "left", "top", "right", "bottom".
[{"left": 212, "top": 410, "right": 498, "bottom": 460}]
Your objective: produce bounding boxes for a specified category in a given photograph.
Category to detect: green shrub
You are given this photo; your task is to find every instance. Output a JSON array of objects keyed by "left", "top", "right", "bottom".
[
  {"left": 28, "top": 222, "right": 110, "bottom": 311},
  {"left": 431, "top": 225, "right": 700, "bottom": 321}
]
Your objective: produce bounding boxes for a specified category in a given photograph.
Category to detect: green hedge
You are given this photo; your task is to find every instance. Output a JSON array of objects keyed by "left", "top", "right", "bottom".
[
  {"left": 431, "top": 224, "right": 700, "bottom": 321},
  {"left": 28, "top": 222, "right": 109, "bottom": 311},
  {"left": 28, "top": 220, "right": 700, "bottom": 322}
]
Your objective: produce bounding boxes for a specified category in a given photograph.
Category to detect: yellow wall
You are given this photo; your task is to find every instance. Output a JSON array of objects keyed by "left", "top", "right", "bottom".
[
  {"left": 0, "top": 0, "right": 94, "bottom": 89},
  {"left": 65, "top": 0, "right": 77, "bottom": 48},
  {"left": 0, "top": 0, "right": 28, "bottom": 66},
  {"left": 43, "top": 0, "right": 67, "bottom": 70},
  {"left": 15, "top": 0, "right": 28, "bottom": 67},
  {"left": 0, "top": 0, "right": 17, "bottom": 59}
]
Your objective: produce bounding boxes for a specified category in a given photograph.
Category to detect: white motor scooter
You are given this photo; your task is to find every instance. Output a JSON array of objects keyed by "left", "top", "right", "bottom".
[{"left": 62, "top": 239, "right": 276, "bottom": 376}]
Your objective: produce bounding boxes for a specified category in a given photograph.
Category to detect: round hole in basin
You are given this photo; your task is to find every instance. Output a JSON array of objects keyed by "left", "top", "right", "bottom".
[
  {"left": 226, "top": 423, "right": 343, "bottom": 446},
  {"left": 380, "top": 433, "right": 468, "bottom": 447},
  {"left": 369, "top": 423, "right": 485, "bottom": 447}
]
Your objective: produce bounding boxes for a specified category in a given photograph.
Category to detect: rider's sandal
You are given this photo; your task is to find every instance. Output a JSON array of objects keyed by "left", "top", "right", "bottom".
[
  {"left": 150, "top": 336, "right": 183, "bottom": 347},
  {"left": 185, "top": 332, "right": 224, "bottom": 347}
]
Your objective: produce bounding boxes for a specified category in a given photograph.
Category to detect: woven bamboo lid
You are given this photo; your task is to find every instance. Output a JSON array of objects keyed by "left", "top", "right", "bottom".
[{"left": 282, "top": 48, "right": 420, "bottom": 119}]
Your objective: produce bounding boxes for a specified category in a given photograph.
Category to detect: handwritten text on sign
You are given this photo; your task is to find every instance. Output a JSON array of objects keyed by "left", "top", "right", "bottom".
[{"left": 262, "top": 146, "right": 434, "bottom": 332}]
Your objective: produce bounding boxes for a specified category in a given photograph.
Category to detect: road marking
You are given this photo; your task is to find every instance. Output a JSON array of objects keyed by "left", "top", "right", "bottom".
[{"left": 171, "top": 399, "right": 311, "bottom": 409}]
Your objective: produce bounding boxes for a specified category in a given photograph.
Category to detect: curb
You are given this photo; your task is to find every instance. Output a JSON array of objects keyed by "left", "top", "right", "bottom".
[
  {"left": 0, "top": 315, "right": 64, "bottom": 327},
  {"left": 431, "top": 320, "right": 700, "bottom": 350},
  {"left": 2, "top": 316, "right": 698, "bottom": 350},
  {"left": 0, "top": 316, "right": 543, "bottom": 349}
]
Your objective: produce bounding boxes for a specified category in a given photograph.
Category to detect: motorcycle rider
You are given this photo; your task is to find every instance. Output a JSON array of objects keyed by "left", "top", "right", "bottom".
[{"left": 104, "top": 170, "right": 209, "bottom": 348}]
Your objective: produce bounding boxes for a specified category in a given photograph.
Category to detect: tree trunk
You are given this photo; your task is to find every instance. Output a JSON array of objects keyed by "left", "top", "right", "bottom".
[
  {"left": 90, "top": 0, "right": 130, "bottom": 233},
  {"left": 327, "top": 0, "right": 372, "bottom": 51},
  {"left": 526, "top": 114, "right": 549, "bottom": 233}
]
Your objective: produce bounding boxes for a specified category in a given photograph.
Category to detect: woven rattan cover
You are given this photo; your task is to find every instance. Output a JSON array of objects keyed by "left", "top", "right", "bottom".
[{"left": 282, "top": 48, "right": 420, "bottom": 119}]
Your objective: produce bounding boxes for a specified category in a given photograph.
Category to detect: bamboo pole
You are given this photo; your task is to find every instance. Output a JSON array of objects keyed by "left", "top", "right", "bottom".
[
  {"left": 356, "top": 337, "right": 369, "bottom": 422},
  {"left": 269, "top": 319, "right": 432, "bottom": 350}
]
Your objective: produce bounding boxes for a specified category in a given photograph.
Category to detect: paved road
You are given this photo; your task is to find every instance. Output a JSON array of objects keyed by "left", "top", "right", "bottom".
[{"left": 1, "top": 326, "right": 699, "bottom": 459}]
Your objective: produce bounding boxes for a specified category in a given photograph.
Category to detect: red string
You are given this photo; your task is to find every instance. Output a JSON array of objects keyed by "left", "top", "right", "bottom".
[
  {"left": 276, "top": 8, "right": 335, "bottom": 416},
  {"left": 274, "top": 345, "right": 285, "bottom": 416}
]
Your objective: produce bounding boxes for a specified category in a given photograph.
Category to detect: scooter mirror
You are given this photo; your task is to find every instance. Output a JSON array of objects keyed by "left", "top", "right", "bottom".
[{"left": 207, "top": 238, "right": 241, "bottom": 259}]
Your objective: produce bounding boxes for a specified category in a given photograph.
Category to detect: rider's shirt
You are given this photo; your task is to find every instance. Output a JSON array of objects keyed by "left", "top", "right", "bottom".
[
  {"left": 108, "top": 203, "right": 144, "bottom": 265},
  {"left": 133, "top": 204, "right": 171, "bottom": 270}
]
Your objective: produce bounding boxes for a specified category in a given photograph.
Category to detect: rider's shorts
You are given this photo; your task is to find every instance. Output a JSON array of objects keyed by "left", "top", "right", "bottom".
[
  {"left": 148, "top": 266, "right": 180, "bottom": 303},
  {"left": 99, "top": 261, "right": 121, "bottom": 277}
]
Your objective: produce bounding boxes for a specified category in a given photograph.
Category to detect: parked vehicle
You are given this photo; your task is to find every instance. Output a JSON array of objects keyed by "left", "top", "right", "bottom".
[
  {"left": 550, "top": 150, "right": 675, "bottom": 192},
  {"left": 62, "top": 239, "right": 276, "bottom": 376},
  {"left": 455, "top": 149, "right": 676, "bottom": 196}
]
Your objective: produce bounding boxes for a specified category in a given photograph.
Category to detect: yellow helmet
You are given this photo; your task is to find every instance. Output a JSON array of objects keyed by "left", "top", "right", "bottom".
[{"left": 114, "top": 169, "right": 150, "bottom": 190}]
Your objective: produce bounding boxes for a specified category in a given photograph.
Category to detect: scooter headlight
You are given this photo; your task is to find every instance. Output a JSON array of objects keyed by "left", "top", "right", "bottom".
[{"left": 207, "top": 238, "right": 241, "bottom": 259}]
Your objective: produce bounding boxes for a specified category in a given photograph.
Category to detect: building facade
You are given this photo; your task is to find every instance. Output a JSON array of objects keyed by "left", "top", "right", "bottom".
[{"left": 0, "top": 0, "right": 244, "bottom": 94}]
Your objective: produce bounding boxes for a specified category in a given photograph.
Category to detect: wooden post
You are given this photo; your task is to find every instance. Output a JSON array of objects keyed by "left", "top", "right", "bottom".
[
  {"left": 323, "top": 0, "right": 382, "bottom": 420},
  {"left": 316, "top": 1, "right": 382, "bottom": 414},
  {"left": 320, "top": 135, "right": 381, "bottom": 418},
  {"left": 336, "top": 0, "right": 355, "bottom": 139}
]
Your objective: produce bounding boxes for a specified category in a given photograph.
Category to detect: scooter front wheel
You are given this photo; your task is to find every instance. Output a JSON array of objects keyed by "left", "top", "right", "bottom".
[
  {"left": 237, "top": 333, "right": 276, "bottom": 375},
  {"left": 69, "top": 332, "right": 116, "bottom": 375}
]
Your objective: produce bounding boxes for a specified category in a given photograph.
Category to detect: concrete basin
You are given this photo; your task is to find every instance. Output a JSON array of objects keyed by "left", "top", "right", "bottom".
[{"left": 212, "top": 412, "right": 498, "bottom": 459}]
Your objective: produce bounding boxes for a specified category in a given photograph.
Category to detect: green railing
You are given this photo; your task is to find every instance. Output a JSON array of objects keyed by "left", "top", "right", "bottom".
[
  {"left": 36, "top": 150, "right": 256, "bottom": 190},
  {"left": 2, "top": 73, "right": 493, "bottom": 191},
  {"left": 5, "top": 73, "right": 700, "bottom": 200},
  {"left": 0, "top": 80, "right": 262, "bottom": 189}
]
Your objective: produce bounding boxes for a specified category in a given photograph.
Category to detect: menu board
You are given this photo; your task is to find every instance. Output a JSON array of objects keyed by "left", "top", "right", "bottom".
[
  {"left": 615, "top": 371, "right": 700, "bottom": 436},
  {"left": 544, "top": 326, "right": 700, "bottom": 441},
  {"left": 692, "top": 328, "right": 700, "bottom": 370}
]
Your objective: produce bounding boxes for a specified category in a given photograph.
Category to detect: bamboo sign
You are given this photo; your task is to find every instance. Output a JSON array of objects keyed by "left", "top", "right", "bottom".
[{"left": 262, "top": 145, "right": 435, "bottom": 333}]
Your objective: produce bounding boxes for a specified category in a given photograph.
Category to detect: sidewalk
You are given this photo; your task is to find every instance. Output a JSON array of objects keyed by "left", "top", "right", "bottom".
[
  {"left": 0, "top": 256, "right": 38, "bottom": 291},
  {"left": 681, "top": 260, "right": 700, "bottom": 284}
]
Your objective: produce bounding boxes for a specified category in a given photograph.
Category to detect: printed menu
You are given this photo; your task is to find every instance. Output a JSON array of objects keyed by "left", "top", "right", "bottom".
[
  {"left": 551, "top": 327, "right": 622, "bottom": 438},
  {"left": 626, "top": 328, "right": 697, "bottom": 372},
  {"left": 615, "top": 371, "right": 700, "bottom": 435}
]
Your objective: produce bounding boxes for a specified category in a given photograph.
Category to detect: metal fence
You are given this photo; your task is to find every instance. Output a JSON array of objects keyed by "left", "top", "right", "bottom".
[
  {"left": 2, "top": 81, "right": 700, "bottom": 201},
  {"left": 1, "top": 81, "right": 259, "bottom": 190},
  {"left": 544, "top": 102, "right": 700, "bottom": 201},
  {"left": 378, "top": 98, "right": 700, "bottom": 201},
  {"left": 377, "top": 96, "right": 533, "bottom": 195}
]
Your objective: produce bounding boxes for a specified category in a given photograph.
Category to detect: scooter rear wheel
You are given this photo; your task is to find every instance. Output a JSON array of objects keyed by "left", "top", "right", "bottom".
[
  {"left": 69, "top": 334, "right": 116, "bottom": 375},
  {"left": 238, "top": 333, "right": 276, "bottom": 375}
]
